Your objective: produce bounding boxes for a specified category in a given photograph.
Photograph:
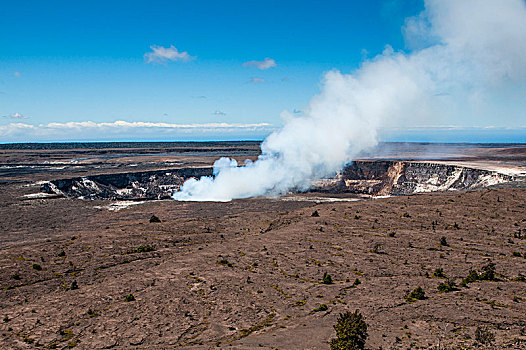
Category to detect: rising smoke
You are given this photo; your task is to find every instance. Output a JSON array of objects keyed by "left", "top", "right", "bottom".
[{"left": 173, "top": 0, "right": 526, "bottom": 202}]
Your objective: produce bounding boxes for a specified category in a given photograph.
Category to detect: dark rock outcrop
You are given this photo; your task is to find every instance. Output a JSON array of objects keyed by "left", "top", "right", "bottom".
[
  {"left": 41, "top": 167, "right": 212, "bottom": 200},
  {"left": 311, "top": 161, "right": 519, "bottom": 196}
]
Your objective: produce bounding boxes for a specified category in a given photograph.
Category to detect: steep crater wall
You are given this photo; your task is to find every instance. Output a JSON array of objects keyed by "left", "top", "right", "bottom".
[
  {"left": 40, "top": 161, "right": 521, "bottom": 200},
  {"left": 41, "top": 167, "right": 212, "bottom": 200},
  {"left": 311, "top": 161, "right": 520, "bottom": 196}
]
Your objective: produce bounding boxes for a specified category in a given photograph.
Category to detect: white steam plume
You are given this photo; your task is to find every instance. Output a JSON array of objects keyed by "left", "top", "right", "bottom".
[{"left": 174, "top": 0, "right": 526, "bottom": 202}]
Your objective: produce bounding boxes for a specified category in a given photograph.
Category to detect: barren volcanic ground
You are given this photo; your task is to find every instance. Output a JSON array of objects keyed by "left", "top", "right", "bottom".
[{"left": 1, "top": 142, "right": 526, "bottom": 349}]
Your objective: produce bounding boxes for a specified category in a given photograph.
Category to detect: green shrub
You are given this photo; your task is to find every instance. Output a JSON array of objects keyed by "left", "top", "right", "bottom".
[
  {"left": 127, "top": 245, "right": 155, "bottom": 254},
  {"left": 295, "top": 299, "right": 306, "bottom": 306},
  {"left": 432, "top": 268, "right": 446, "bottom": 278},
  {"left": 11, "top": 272, "right": 21, "bottom": 280},
  {"left": 32, "top": 263, "right": 42, "bottom": 271},
  {"left": 217, "top": 259, "right": 233, "bottom": 267},
  {"left": 330, "top": 310, "right": 368, "bottom": 350},
  {"left": 149, "top": 215, "right": 161, "bottom": 223},
  {"left": 460, "top": 270, "right": 479, "bottom": 287},
  {"left": 124, "top": 294, "right": 135, "bottom": 302},
  {"left": 352, "top": 278, "right": 361, "bottom": 287},
  {"left": 58, "top": 250, "right": 66, "bottom": 257},
  {"left": 479, "top": 262, "right": 496, "bottom": 281},
  {"left": 322, "top": 272, "right": 333, "bottom": 285},
  {"left": 313, "top": 304, "right": 328, "bottom": 312},
  {"left": 440, "top": 236, "right": 449, "bottom": 246},
  {"left": 437, "top": 279, "right": 457, "bottom": 293},
  {"left": 311, "top": 210, "right": 320, "bottom": 217},
  {"left": 512, "top": 251, "right": 522, "bottom": 257},
  {"left": 405, "top": 286, "right": 425, "bottom": 303},
  {"left": 460, "top": 261, "right": 497, "bottom": 287},
  {"left": 475, "top": 326, "right": 495, "bottom": 345},
  {"left": 70, "top": 280, "right": 79, "bottom": 290}
]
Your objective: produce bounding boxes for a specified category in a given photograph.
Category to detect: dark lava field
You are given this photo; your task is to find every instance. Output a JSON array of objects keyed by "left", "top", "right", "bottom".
[{"left": 1, "top": 142, "right": 526, "bottom": 349}]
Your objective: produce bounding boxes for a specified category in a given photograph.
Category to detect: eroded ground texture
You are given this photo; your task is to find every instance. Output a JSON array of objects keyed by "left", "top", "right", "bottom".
[{"left": 1, "top": 143, "right": 526, "bottom": 349}]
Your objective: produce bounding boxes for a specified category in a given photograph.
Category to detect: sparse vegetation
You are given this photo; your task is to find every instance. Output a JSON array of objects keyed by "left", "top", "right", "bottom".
[
  {"left": 330, "top": 310, "right": 368, "bottom": 350},
  {"left": 437, "top": 279, "right": 457, "bottom": 293},
  {"left": 475, "top": 326, "right": 495, "bottom": 345},
  {"left": 149, "top": 215, "right": 161, "bottom": 223},
  {"left": 460, "top": 261, "right": 497, "bottom": 287},
  {"left": 322, "top": 272, "right": 333, "bottom": 284},
  {"left": 70, "top": 280, "right": 78, "bottom": 290},
  {"left": 352, "top": 278, "right": 361, "bottom": 287},
  {"left": 11, "top": 272, "right": 21, "bottom": 280},
  {"left": 124, "top": 293, "right": 135, "bottom": 302},
  {"left": 440, "top": 236, "right": 449, "bottom": 246},
  {"left": 313, "top": 304, "right": 328, "bottom": 312},
  {"left": 460, "top": 270, "right": 479, "bottom": 287},
  {"left": 58, "top": 250, "right": 66, "bottom": 257},
  {"left": 217, "top": 258, "right": 233, "bottom": 267},
  {"left": 432, "top": 268, "right": 446, "bottom": 278},
  {"left": 127, "top": 245, "right": 155, "bottom": 254},
  {"left": 32, "top": 263, "right": 42, "bottom": 271},
  {"left": 311, "top": 210, "right": 320, "bottom": 217},
  {"left": 406, "top": 286, "right": 425, "bottom": 303},
  {"left": 479, "top": 261, "right": 496, "bottom": 281},
  {"left": 295, "top": 299, "right": 306, "bottom": 306},
  {"left": 238, "top": 313, "right": 275, "bottom": 338}
]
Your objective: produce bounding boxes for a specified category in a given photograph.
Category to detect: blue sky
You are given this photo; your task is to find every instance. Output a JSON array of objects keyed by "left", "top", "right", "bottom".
[{"left": 1, "top": 0, "right": 524, "bottom": 142}]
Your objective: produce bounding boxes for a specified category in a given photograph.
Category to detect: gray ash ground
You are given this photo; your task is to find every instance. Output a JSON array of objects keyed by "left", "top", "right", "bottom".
[{"left": 1, "top": 142, "right": 526, "bottom": 349}]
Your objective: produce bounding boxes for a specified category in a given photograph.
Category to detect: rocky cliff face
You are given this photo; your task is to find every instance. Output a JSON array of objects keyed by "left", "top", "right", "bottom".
[
  {"left": 41, "top": 167, "right": 212, "bottom": 200},
  {"left": 41, "top": 161, "right": 520, "bottom": 200},
  {"left": 311, "top": 161, "right": 519, "bottom": 196}
]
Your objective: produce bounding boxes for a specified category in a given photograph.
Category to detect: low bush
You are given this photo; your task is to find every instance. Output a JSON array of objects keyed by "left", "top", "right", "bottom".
[
  {"left": 149, "top": 215, "right": 161, "bottom": 223},
  {"left": 330, "top": 310, "right": 368, "bottom": 350},
  {"left": 405, "top": 286, "right": 425, "bottom": 303},
  {"left": 322, "top": 272, "right": 333, "bottom": 285},
  {"left": 432, "top": 268, "right": 446, "bottom": 278},
  {"left": 475, "top": 326, "right": 495, "bottom": 345},
  {"left": 437, "top": 279, "right": 457, "bottom": 293},
  {"left": 127, "top": 245, "right": 155, "bottom": 254},
  {"left": 313, "top": 304, "right": 328, "bottom": 312}
]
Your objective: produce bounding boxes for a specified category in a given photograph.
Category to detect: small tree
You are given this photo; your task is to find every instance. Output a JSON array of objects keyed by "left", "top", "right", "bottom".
[
  {"left": 330, "top": 310, "right": 368, "bottom": 350},
  {"left": 322, "top": 272, "right": 333, "bottom": 285},
  {"left": 149, "top": 215, "right": 161, "bottom": 223},
  {"left": 406, "top": 286, "right": 426, "bottom": 303},
  {"left": 479, "top": 261, "right": 496, "bottom": 281}
]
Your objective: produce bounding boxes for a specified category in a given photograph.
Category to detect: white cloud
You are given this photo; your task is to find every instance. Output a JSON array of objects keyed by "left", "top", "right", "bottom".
[
  {"left": 242, "top": 57, "right": 277, "bottom": 70},
  {"left": 2, "top": 112, "right": 28, "bottom": 119},
  {"left": 0, "top": 120, "right": 274, "bottom": 141},
  {"left": 144, "top": 45, "right": 195, "bottom": 64},
  {"left": 212, "top": 110, "right": 226, "bottom": 116},
  {"left": 13, "top": 72, "right": 21, "bottom": 77},
  {"left": 249, "top": 77, "right": 265, "bottom": 84}
]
